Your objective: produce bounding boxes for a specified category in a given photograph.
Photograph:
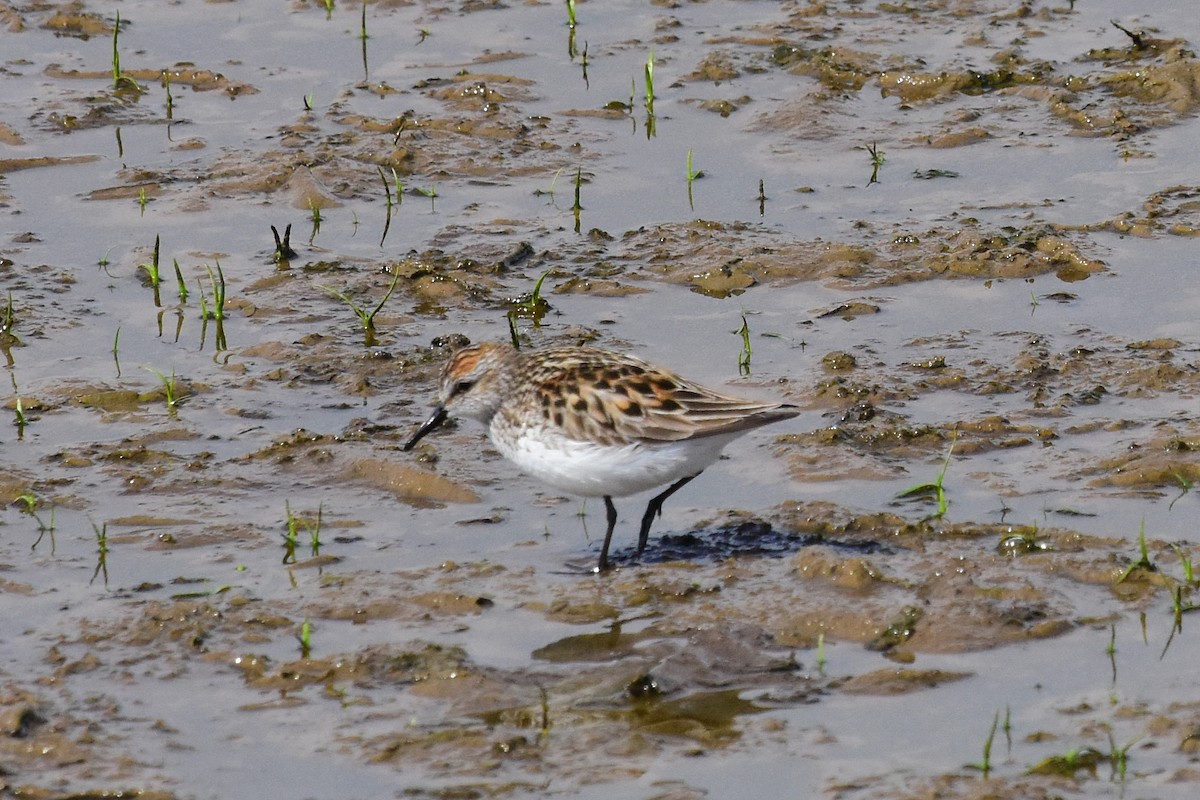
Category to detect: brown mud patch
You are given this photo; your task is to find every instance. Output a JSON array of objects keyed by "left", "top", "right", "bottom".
[{"left": 16, "top": 505, "right": 1200, "bottom": 796}]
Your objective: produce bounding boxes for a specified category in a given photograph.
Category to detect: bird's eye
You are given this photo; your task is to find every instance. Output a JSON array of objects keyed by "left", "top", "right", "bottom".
[{"left": 451, "top": 379, "right": 475, "bottom": 398}]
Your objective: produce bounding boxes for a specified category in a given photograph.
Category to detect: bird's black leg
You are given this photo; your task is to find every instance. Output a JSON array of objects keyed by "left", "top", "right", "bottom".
[
  {"left": 637, "top": 473, "right": 700, "bottom": 555},
  {"left": 598, "top": 495, "right": 619, "bottom": 571}
]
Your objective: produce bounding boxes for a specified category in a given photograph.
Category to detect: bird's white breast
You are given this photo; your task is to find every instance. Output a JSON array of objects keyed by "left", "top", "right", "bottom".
[{"left": 489, "top": 423, "right": 737, "bottom": 498}]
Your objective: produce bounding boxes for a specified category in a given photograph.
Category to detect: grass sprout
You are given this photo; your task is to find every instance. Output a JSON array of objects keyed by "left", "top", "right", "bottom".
[
  {"left": 735, "top": 314, "right": 752, "bottom": 375},
  {"left": 534, "top": 167, "right": 565, "bottom": 200},
  {"left": 144, "top": 367, "right": 180, "bottom": 412},
  {"left": 865, "top": 141, "right": 885, "bottom": 186},
  {"left": 271, "top": 224, "right": 296, "bottom": 263},
  {"left": 318, "top": 269, "right": 402, "bottom": 346},
  {"left": 139, "top": 235, "right": 163, "bottom": 307},
  {"left": 1169, "top": 469, "right": 1193, "bottom": 511},
  {"left": 378, "top": 166, "right": 402, "bottom": 246},
  {"left": 1172, "top": 544, "right": 1196, "bottom": 583},
  {"left": 172, "top": 258, "right": 188, "bottom": 304},
  {"left": 299, "top": 618, "right": 313, "bottom": 658},
  {"left": 1, "top": 291, "right": 17, "bottom": 344},
  {"left": 90, "top": 519, "right": 109, "bottom": 588},
  {"left": 686, "top": 149, "right": 703, "bottom": 209},
  {"left": 17, "top": 493, "right": 56, "bottom": 553},
  {"left": 897, "top": 433, "right": 956, "bottom": 519},
  {"left": 1115, "top": 519, "right": 1156, "bottom": 583},
  {"left": 965, "top": 710, "right": 1000, "bottom": 778},
  {"left": 111, "top": 12, "right": 144, "bottom": 94},
  {"left": 572, "top": 167, "right": 583, "bottom": 232},
  {"left": 644, "top": 50, "right": 655, "bottom": 107},
  {"left": 507, "top": 270, "right": 552, "bottom": 347},
  {"left": 283, "top": 501, "right": 324, "bottom": 564}
]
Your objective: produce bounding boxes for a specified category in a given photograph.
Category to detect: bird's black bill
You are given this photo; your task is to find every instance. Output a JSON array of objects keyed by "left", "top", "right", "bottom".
[{"left": 403, "top": 405, "right": 448, "bottom": 451}]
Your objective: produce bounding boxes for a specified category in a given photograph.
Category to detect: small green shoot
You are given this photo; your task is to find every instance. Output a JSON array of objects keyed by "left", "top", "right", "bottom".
[
  {"left": 1169, "top": 469, "right": 1193, "bottom": 511},
  {"left": 417, "top": 28, "right": 431, "bottom": 44},
  {"left": 1105, "top": 727, "right": 1142, "bottom": 784},
  {"left": 758, "top": 178, "right": 766, "bottom": 216},
  {"left": 506, "top": 270, "right": 552, "bottom": 347},
  {"left": 359, "top": 0, "right": 370, "bottom": 80},
  {"left": 303, "top": 93, "right": 314, "bottom": 112},
  {"left": 111, "top": 12, "right": 144, "bottom": 93},
  {"left": 309, "top": 201, "right": 323, "bottom": 243},
  {"left": 1172, "top": 544, "right": 1196, "bottom": 584},
  {"left": 144, "top": 367, "right": 180, "bottom": 412},
  {"left": 203, "top": 261, "right": 226, "bottom": 321},
  {"left": 897, "top": 433, "right": 956, "bottom": 519},
  {"left": 566, "top": 0, "right": 578, "bottom": 59},
  {"left": 0, "top": 291, "right": 17, "bottom": 347},
  {"left": 112, "top": 327, "right": 122, "bottom": 377},
  {"left": 9, "top": 372, "right": 27, "bottom": 435},
  {"left": 199, "top": 261, "right": 228, "bottom": 351},
  {"left": 415, "top": 184, "right": 438, "bottom": 211},
  {"left": 283, "top": 500, "right": 300, "bottom": 564},
  {"left": 965, "top": 710, "right": 999, "bottom": 778},
  {"left": 735, "top": 314, "right": 752, "bottom": 375},
  {"left": 137, "top": 186, "right": 149, "bottom": 215},
  {"left": 90, "top": 520, "right": 109, "bottom": 588},
  {"left": 138, "top": 235, "right": 164, "bottom": 308},
  {"left": 14, "top": 393, "right": 27, "bottom": 436},
  {"left": 17, "top": 493, "right": 56, "bottom": 553},
  {"left": 1029, "top": 289, "right": 1039, "bottom": 312},
  {"left": 644, "top": 50, "right": 655, "bottom": 108},
  {"left": 317, "top": 269, "right": 403, "bottom": 346},
  {"left": 322, "top": 0, "right": 334, "bottom": 19},
  {"left": 299, "top": 618, "right": 313, "bottom": 658},
  {"left": 1111, "top": 19, "right": 1146, "bottom": 50},
  {"left": 308, "top": 503, "right": 324, "bottom": 556},
  {"left": 271, "top": 224, "right": 296, "bottom": 263},
  {"left": 815, "top": 632, "right": 826, "bottom": 673},
  {"left": 378, "top": 166, "right": 402, "bottom": 246},
  {"left": 1115, "top": 519, "right": 1156, "bottom": 583},
  {"left": 534, "top": 167, "right": 565, "bottom": 200},
  {"left": 572, "top": 167, "right": 583, "bottom": 232},
  {"left": 865, "top": 141, "right": 885, "bottom": 186},
  {"left": 283, "top": 501, "right": 324, "bottom": 563},
  {"left": 172, "top": 258, "right": 188, "bottom": 304},
  {"left": 686, "top": 149, "right": 703, "bottom": 209},
  {"left": 164, "top": 74, "right": 174, "bottom": 119},
  {"left": 1107, "top": 622, "right": 1118, "bottom": 683}
]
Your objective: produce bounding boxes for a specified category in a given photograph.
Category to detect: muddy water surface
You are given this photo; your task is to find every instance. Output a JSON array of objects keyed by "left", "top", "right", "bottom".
[{"left": 3, "top": 0, "right": 1200, "bottom": 798}]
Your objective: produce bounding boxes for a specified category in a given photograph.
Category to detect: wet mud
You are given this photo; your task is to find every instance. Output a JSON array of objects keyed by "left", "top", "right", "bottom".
[{"left": 2, "top": 0, "right": 1200, "bottom": 798}]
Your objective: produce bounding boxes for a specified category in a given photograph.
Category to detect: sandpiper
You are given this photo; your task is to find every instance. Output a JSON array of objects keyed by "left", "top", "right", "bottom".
[{"left": 404, "top": 341, "right": 798, "bottom": 570}]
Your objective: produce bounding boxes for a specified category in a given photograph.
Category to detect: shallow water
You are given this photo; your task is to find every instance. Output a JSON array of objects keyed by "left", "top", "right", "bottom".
[{"left": 3, "top": 0, "right": 1200, "bottom": 798}]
